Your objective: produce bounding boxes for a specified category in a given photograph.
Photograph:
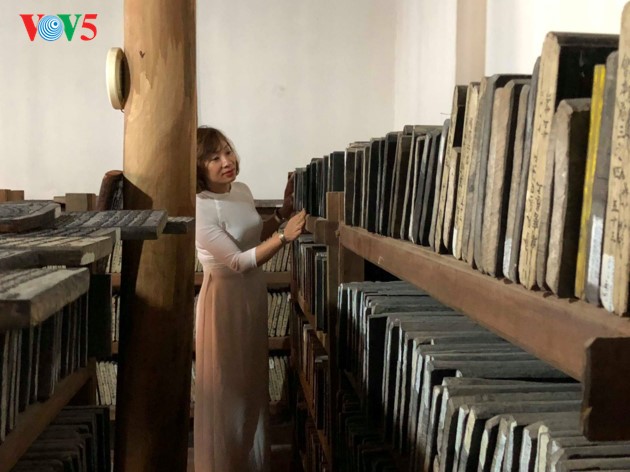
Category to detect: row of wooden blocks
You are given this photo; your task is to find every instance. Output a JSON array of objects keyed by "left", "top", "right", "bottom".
[
  {"left": 293, "top": 18, "right": 630, "bottom": 317},
  {"left": 337, "top": 281, "right": 630, "bottom": 471}
]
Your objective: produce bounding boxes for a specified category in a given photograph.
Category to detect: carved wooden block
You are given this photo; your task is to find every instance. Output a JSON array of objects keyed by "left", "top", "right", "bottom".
[
  {"left": 576, "top": 64, "right": 607, "bottom": 300},
  {"left": 481, "top": 79, "right": 529, "bottom": 277},
  {"left": 0, "top": 202, "right": 59, "bottom": 234},
  {"left": 0, "top": 269, "right": 90, "bottom": 330},
  {"left": 586, "top": 52, "right": 618, "bottom": 305},
  {"left": 453, "top": 83, "right": 480, "bottom": 260},
  {"left": 546, "top": 99, "right": 591, "bottom": 296},
  {"left": 58, "top": 209, "right": 167, "bottom": 240}
]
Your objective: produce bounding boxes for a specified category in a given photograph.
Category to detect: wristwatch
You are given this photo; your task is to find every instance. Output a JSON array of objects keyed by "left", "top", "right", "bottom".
[{"left": 277, "top": 229, "right": 287, "bottom": 244}]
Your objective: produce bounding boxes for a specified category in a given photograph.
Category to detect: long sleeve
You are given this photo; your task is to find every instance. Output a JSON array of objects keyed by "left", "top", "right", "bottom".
[
  {"left": 195, "top": 184, "right": 262, "bottom": 274},
  {"left": 196, "top": 219, "right": 258, "bottom": 273}
]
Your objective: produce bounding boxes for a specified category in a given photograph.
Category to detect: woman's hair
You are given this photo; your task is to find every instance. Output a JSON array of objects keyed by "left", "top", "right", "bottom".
[{"left": 196, "top": 127, "right": 240, "bottom": 193}]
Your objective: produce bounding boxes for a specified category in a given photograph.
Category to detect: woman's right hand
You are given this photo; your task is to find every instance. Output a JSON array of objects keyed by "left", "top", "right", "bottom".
[{"left": 283, "top": 209, "right": 306, "bottom": 242}]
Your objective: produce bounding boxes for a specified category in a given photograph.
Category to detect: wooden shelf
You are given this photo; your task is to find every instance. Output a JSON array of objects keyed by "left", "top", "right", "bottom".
[
  {"left": 112, "top": 336, "right": 290, "bottom": 355},
  {"left": 0, "top": 367, "right": 93, "bottom": 472},
  {"left": 305, "top": 215, "right": 339, "bottom": 245},
  {"left": 296, "top": 291, "right": 328, "bottom": 352},
  {"left": 268, "top": 336, "right": 291, "bottom": 351},
  {"left": 340, "top": 225, "right": 630, "bottom": 380},
  {"left": 264, "top": 271, "right": 292, "bottom": 289},
  {"left": 340, "top": 224, "right": 630, "bottom": 439},
  {"left": 111, "top": 271, "right": 291, "bottom": 290},
  {"left": 298, "top": 371, "right": 333, "bottom": 467}
]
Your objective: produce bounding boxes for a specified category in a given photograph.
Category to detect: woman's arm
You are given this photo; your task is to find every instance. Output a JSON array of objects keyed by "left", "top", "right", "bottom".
[
  {"left": 256, "top": 209, "right": 305, "bottom": 266},
  {"left": 196, "top": 209, "right": 306, "bottom": 273}
]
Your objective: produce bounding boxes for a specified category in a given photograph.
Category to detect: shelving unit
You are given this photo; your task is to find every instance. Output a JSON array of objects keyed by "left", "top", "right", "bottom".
[
  {"left": 290, "top": 188, "right": 630, "bottom": 471},
  {"left": 0, "top": 363, "right": 96, "bottom": 472},
  {"left": 338, "top": 224, "right": 630, "bottom": 439}
]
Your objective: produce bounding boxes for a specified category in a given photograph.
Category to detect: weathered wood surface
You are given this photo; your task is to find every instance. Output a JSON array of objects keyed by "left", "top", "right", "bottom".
[
  {"left": 163, "top": 216, "right": 195, "bottom": 235},
  {"left": 506, "top": 58, "right": 541, "bottom": 283},
  {"left": 418, "top": 130, "right": 443, "bottom": 246},
  {"left": 409, "top": 136, "right": 429, "bottom": 244},
  {"left": 575, "top": 65, "right": 606, "bottom": 300},
  {"left": 0, "top": 269, "right": 90, "bottom": 330},
  {"left": 378, "top": 132, "right": 400, "bottom": 235},
  {"left": 461, "top": 78, "right": 488, "bottom": 264},
  {"left": 0, "top": 250, "right": 39, "bottom": 270},
  {"left": 116, "top": 0, "right": 197, "bottom": 469},
  {"left": 546, "top": 99, "right": 591, "bottom": 296},
  {"left": 0, "top": 202, "right": 59, "bottom": 234},
  {"left": 64, "top": 194, "right": 96, "bottom": 212},
  {"left": 389, "top": 135, "right": 413, "bottom": 238},
  {"left": 471, "top": 74, "right": 530, "bottom": 270},
  {"left": 443, "top": 148, "right": 461, "bottom": 250},
  {"left": 58, "top": 210, "right": 167, "bottom": 240},
  {"left": 502, "top": 83, "right": 531, "bottom": 280},
  {"left": 96, "top": 170, "right": 124, "bottom": 212},
  {"left": 0, "top": 234, "right": 115, "bottom": 267},
  {"left": 365, "top": 140, "right": 383, "bottom": 233},
  {"left": 602, "top": 5, "right": 630, "bottom": 314},
  {"left": 453, "top": 82, "right": 480, "bottom": 260},
  {"left": 519, "top": 32, "right": 618, "bottom": 290},
  {"left": 481, "top": 79, "right": 529, "bottom": 276},
  {"left": 586, "top": 52, "right": 618, "bottom": 305},
  {"left": 429, "top": 120, "right": 450, "bottom": 251},
  {"left": 435, "top": 87, "right": 467, "bottom": 253}
]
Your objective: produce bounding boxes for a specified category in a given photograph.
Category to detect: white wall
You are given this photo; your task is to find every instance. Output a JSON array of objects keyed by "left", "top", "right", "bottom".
[
  {"left": 486, "top": 0, "right": 627, "bottom": 75},
  {"left": 0, "top": 0, "right": 124, "bottom": 200},
  {"left": 198, "top": 0, "right": 396, "bottom": 198},
  {"left": 2, "top": 1, "right": 396, "bottom": 200},
  {"left": 393, "top": 0, "right": 458, "bottom": 128}
]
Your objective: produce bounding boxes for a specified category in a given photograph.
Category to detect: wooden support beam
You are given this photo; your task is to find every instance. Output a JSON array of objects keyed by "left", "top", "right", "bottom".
[{"left": 115, "top": 0, "right": 196, "bottom": 471}]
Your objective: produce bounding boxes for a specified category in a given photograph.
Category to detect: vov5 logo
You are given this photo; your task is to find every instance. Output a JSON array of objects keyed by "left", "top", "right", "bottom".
[{"left": 20, "top": 14, "right": 98, "bottom": 42}]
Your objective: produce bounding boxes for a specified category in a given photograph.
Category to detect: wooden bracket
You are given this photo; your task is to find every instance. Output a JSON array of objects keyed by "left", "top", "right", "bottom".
[{"left": 583, "top": 337, "right": 630, "bottom": 440}]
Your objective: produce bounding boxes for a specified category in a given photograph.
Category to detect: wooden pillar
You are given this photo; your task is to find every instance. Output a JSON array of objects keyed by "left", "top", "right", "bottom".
[{"left": 115, "top": 1, "right": 196, "bottom": 471}]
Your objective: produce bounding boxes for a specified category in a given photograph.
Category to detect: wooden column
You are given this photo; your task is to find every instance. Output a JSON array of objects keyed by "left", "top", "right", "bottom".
[{"left": 115, "top": 1, "right": 196, "bottom": 471}]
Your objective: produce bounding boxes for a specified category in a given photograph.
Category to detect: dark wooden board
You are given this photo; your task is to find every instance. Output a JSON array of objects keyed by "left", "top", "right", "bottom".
[
  {"left": 503, "top": 84, "right": 531, "bottom": 281},
  {"left": 546, "top": 99, "right": 591, "bottom": 296},
  {"left": 481, "top": 79, "right": 529, "bottom": 276},
  {"left": 0, "top": 202, "right": 59, "bottom": 234},
  {"left": 471, "top": 74, "right": 530, "bottom": 270},
  {"left": 0, "top": 269, "right": 90, "bottom": 330},
  {"left": 586, "top": 52, "right": 618, "bottom": 305}
]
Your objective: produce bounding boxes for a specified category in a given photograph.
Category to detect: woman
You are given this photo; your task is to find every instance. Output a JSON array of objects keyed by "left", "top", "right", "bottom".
[{"left": 194, "top": 127, "right": 305, "bottom": 472}]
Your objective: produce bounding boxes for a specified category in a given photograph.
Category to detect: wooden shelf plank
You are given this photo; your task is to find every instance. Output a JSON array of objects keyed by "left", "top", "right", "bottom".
[
  {"left": 0, "top": 367, "right": 92, "bottom": 472},
  {"left": 339, "top": 225, "right": 630, "bottom": 381},
  {"left": 268, "top": 336, "right": 291, "bottom": 351},
  {"left": 305, "top": 215, "right": 320, "bottom": 234},
  {"left": 305, "top": 215, "right": 339, "bottom": 245},
  {"left": 264, "top": 271, "right": 292, "bottom": 289}
]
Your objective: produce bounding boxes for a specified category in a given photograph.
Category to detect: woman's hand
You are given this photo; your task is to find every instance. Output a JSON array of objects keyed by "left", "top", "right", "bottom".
[
  {"left": 278, "top": 172, "right": 295, "bottom": 219},
  {"left": 283, "top": 209, "right": 306, "bottom": 242}
]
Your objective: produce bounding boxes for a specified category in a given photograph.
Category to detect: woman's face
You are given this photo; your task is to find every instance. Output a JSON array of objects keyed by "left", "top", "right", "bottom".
[{"left": 204, "top": 140, "right": 237, "bottom": 187}]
